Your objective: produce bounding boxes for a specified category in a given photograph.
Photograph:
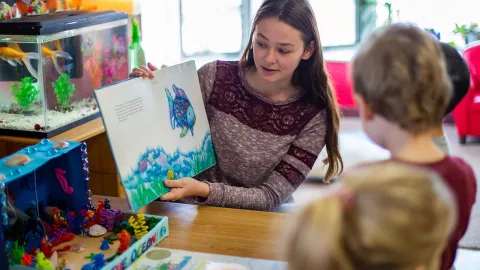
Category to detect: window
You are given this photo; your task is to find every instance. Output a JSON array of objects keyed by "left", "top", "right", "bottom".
[
  {"left": 370, "top": 0, "right": 479, "bottom": 46},
  {"left": 179, "top": 0, "right": 359, "bottom": 59},
  {"left": 179, "top": 0, "right": 250, "bottom": 57},
  {"left": 310, "top": 0, "right": 358, "bottom": 47},
  {"left": 142, "top": 0, "right": 361, "bottom": 66}
]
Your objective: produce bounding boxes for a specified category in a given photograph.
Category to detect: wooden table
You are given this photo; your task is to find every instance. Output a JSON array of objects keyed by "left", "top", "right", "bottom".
[
  {"left": 97, "top": 196, "right": 290, "bottom": 261},
  {"left": 0, "top": 118, "right": 126, "bottom": 197}
]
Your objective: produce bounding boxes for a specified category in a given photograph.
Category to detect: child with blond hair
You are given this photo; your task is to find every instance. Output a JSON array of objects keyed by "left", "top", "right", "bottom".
[
  {"left": 284, "top": 162, "right": 457, "bottom": 270},
  {"left": 350, "top": 23, "right": 477, "bottom": 270}
]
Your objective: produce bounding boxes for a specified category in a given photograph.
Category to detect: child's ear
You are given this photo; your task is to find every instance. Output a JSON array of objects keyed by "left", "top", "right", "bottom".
[
  {"left": 354, "top": 94, "right": 374, "bottom": 120},
  {"left": 301, "top": 41, "right": 315, "bottom": 60}
]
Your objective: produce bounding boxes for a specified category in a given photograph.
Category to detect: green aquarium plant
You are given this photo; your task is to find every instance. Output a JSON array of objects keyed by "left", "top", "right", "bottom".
[
  {"left": 9, "top": 77, "right": 39, "bottom": 112},
  {"left": 129, "top": 17, "right": 146, "bottom": 73},
  {"left": 53, "top": 73, "right": 75, "bottom": 110},
  {"left": 10, "top": 241, "right": 24, "bottom": 265}
]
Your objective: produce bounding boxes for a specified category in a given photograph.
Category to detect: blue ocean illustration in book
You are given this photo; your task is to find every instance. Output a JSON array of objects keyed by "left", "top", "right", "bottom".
[{"left": 121, "top": 132, "right": 215, "bottom": 210}]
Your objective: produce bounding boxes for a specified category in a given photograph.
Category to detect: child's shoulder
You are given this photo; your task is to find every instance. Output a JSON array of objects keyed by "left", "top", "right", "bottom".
[
  {"left": 431, "top": 155, "right": 477, "bottom": 201},
  {"left": 439, "top": 155, "right": 475, "bottom": 176}
]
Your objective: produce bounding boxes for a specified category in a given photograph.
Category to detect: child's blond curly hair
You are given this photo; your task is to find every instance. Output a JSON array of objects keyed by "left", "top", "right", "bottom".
[
  {"left": 283, "top": 162, "right": 456, "bottom": 270},
  {"left": 352, "top": 24, "right": 452, "bottom": 134}
]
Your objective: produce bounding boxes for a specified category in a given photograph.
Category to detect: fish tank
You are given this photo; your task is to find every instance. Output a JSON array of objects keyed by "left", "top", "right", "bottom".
[{"left": 0, "top": 10, "right": 129, "bottom": 138}]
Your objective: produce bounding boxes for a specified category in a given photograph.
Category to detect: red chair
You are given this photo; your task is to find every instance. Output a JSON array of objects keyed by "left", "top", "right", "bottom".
[
  {"left": 325, "top": 61, "right": 356, "bottom": 109},
  {"left": 454, "top": 42, "right": 480, "bottom": 144}
]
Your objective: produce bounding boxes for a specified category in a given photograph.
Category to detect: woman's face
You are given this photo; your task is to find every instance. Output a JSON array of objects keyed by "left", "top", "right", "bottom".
[{"left": 252, "top": 17, "right": 314, "bottom": 84}]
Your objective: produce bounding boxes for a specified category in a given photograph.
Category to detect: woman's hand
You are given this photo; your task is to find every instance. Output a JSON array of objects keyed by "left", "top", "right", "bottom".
[
  {"left": 129, "top": 62, "right": 159, "bottom": 79},
  {"left": 160, "top": 177, "right": 210, "bottom": 201}
]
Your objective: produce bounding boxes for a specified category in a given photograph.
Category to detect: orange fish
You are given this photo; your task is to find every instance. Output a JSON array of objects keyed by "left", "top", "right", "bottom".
[
  {"left": 54, "top": 39, "right": 63, "bottom": 52},
  {"left": 0, "top": 46, "right": 40, "bottom": 79},
  {"left": 68, "top": 0, "right": 96, "bottom": 10},
  {"left": 45, "top": 0, "right": 58, "bottom": 11},
  {"left": 7, "top": 43, "right": 23, "bottom": 52},
  {"left": 41, "top": 45, "right": 72, "bottom": 74}
]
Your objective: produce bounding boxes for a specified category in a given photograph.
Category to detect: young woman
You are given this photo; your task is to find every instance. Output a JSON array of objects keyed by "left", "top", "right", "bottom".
[{"left": 130, "top": 0, "right": 343, "bottom": 211}]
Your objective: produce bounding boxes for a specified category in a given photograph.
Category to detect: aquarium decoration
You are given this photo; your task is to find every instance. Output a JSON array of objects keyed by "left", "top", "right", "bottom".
[
  {"left": 0, "top": 0, "right": 102, "bottom": 21},
  {"left": 15, "top": 0, "right": 47, "bottom": 17},
  {"left": 0, "top": 1, "right": 13, "bottom": 20},
  {"left": 52, "top": 72, "right": 75, "bottom": 110},
  {"left": 0, "top": 0, "right": 103, "bottom": 21},
  {"left": 128, "top": 17, "right": 146, "bottom": 73},
  {"left": 1, "top": 139, "right": 169, "bottom": 270},
  {"left": 9, "top": 76, "right": 39, "bottom": 112},
  {"left": 0, "top": 10, "right": 128, "bottom": 138}
]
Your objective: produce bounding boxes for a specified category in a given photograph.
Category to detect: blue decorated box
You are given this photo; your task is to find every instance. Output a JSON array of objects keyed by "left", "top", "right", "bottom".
[{"left": 0, "top": 139, "right": 169, "bottom": 270}]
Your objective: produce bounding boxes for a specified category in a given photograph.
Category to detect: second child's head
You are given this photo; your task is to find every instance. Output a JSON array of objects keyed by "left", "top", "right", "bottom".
[
  {"left": 351, "top": 24, "right": 453, "bottom": 147},
  {"left": 284, "top": 162, "right": 456, "bottom": 270},
  {"left": 439, "top": 42, "right": 471, "bottom": 117}
]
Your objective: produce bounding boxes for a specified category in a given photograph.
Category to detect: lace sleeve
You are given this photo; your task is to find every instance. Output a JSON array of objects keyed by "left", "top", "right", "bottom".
[{"left": 202, "top": 109, "right": 328, "bottom": 211}]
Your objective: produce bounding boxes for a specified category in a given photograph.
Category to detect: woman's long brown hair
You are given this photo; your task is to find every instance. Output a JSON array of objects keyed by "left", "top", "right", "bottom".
[{"left": 240, "top": 0, "right": 343, "bottom": 182}]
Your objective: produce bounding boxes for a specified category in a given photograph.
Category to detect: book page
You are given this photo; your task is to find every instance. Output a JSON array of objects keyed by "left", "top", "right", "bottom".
[
  {"left": 95, "top": 77, "right": 164, "bottom": 179},
  {"left": 95, "top": 61, "right": 216, "bottom": 211}
]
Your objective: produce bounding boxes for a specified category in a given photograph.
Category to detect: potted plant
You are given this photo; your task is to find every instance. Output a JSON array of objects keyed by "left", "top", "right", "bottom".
[{"left": 453, "top": 23, "right": 480, "bottom": 44}]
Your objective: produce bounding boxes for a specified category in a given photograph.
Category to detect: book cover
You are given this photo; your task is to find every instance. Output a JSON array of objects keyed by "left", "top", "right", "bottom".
[{"left": 94, "top": 61, "right": 216, "bottom": 211}]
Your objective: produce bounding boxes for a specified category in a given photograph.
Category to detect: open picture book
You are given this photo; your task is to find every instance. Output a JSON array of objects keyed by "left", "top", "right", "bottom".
[
  {"left": 94, "top": 61, "right": 216, "bottom": 211},
  {"left": 127, "top": 247, "right": 288, "bottom": 270}
]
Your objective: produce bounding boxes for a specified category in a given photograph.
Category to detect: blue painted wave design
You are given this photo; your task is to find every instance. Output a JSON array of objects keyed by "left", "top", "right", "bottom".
[{"left": 122, "top": 132, "right": 216, "bottom": 210}]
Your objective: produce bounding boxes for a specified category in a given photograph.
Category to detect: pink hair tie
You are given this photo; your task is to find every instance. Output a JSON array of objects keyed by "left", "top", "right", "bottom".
[{"left": 330, "top": 184, "right": 355, "bottom": 210}]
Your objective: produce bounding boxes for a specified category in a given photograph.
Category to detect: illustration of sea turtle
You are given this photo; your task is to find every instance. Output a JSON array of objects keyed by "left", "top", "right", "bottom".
[{"left": 165, "top": 84, "right": 196, "bottom": 138}]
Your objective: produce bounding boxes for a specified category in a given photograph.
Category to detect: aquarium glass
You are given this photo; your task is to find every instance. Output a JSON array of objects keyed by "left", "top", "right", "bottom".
[{"left": 0, "top": 19, "right": 128, "bottom": 137}]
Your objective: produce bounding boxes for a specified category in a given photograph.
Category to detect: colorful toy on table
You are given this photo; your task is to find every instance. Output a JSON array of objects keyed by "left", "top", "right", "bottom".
[
  {"left": 100, "top": 239, "right": 110, "bottom": 250},
  {"left": 99, "top": 208, "right": 121, "bottom": 232},
  {"left": 36, "top": 251, "right": 54, "bottom": 269},
  {"left": 71, "top": 243, "right": 87, "bottom": 253},
  {"left": 94, "top": 199, "right": 104, "bottom": 224},
  {"left": 117, "top": 229, "right": 131, "bottom": 254},
  {"left": 87, "top": 224, "right": 107, "bottom": 237},
  {"left": 103, "top": 198, "right": 111, "bottom": 209},
  {"left": 20, "top": 252, "right": 33, "bottom": 266},
  {"left": 1, "top": 140, "right": 169, "bottom": 269},
  {"left": 82, "top": 252, "right": 107, "bottom": 270},
  {"left": 128, "top": 214, "right": 149, "bottom": 239},
  {"left": 103, "top": 232, "right": 118, "bottom": 244}
]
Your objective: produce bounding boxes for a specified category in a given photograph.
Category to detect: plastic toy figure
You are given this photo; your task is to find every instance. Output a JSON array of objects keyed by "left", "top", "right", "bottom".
[
  {"left": 100, "top": 239, "right": 109, "bottom": 250},
  {"left": 117, "top": 230, "right": 130, "bottom": 254},
  {"left": 103, "top": 198, "right": 111, "bottom": 209}
]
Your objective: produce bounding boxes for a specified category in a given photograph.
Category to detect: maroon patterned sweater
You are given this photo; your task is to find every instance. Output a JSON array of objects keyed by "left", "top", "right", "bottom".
[{"left": 181, "top": 60, "right": 327, "bottom": 211}]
